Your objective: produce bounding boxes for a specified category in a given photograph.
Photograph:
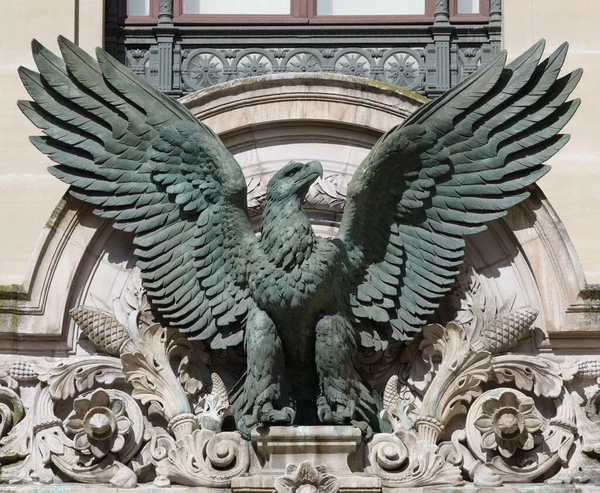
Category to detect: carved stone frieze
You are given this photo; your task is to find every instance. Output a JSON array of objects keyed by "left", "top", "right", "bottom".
[
  {"left": 0, "top": 237, "right": 597, "bottom": 491},
  {"left": 178, "top": 47, "right": 427, "bottom": 92}
]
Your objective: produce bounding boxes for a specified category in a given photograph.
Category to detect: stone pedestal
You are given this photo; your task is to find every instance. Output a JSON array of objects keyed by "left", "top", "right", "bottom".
[{"left": 232, "top": 426, "right": 381, "bottom": 492}]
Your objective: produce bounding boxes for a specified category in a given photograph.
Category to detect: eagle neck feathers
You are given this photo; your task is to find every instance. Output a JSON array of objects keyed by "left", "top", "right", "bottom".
[{"left": 260, "top": 195, "right": 316, "bottom": 270}]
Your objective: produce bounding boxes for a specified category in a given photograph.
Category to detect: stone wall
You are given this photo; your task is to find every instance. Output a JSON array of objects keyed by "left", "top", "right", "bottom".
[
  {"left": 504, "top": 0, "right": 600, "bottom": 284},
  {"left": 0, "top": 0, "right": 104, "bottom": 285}
]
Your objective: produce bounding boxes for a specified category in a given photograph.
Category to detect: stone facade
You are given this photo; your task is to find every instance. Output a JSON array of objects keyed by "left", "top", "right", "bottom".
[
  {"left": 0, "top": 1, "right": 600, "bottom": 491},
  {"left": 0, "top": 74, "right": 598, "bottom": 490}
]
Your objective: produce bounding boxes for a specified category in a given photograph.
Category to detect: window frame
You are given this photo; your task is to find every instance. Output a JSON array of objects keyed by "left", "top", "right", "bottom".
[{"left": 121, "top": 0, "right": 490, "bottom": 25}]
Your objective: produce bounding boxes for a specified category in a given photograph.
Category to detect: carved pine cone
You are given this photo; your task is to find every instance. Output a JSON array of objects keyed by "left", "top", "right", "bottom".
[
  {"left": 70, "top": 307, "right": 131, "bottom": 357},
  {"left": 575, "top": 359, "right": 600, "bottom": 378},
  {"left": 211, "top": 372, "right": 228, "bottom": 404},
  {"left": 382, "top": 374, "right": 400, "bottom": 409},
  {"left": 477, "top": 308, "right": 538, "bottom": 354},
  {"left": 8, "top": 362, "right": 37, "bottom": 381}
]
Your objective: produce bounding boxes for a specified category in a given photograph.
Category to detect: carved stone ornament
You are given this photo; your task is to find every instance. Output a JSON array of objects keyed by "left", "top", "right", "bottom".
[
  {"left": 275, "top": 461, "right": 340, "bottom": 493},
  {"left": 1, "top": 35, "right": 597, "bottom": 491}
]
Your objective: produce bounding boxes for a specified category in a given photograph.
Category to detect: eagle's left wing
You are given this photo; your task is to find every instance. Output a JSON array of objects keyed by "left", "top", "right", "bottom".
[
  {"left": 337, "top": 40, "right": 581, "bottom": 348},
  {"left": 19, "top": 38, "right": 258, "bottom": 349}
]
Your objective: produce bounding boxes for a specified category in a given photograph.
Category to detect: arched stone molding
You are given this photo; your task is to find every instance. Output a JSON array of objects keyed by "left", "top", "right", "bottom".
[{"left": 0, "top": 73, "right": 593, "bottom": 356}]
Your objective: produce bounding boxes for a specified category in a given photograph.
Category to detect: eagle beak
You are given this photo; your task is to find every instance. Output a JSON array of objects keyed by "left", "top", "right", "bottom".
[{"left": 306, "top": 160, "right": 323, "bottom": 180}]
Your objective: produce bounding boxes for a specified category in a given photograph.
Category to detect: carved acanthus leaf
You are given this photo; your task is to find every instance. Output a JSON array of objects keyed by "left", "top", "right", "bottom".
[
  {"left": 0, "top": 386, "right": 63, "bottom": 484},
  {"left": 38, "top": 357, "right": 125, "bottom": 401},
  {"left": 491, "top": 355, "right": 563, "bottom": 398},
  {"left": 418, "top": 323, "right": 491, "bottom": 439},
  {"left": 121, "top": 323, "right": 193, "bottom": 421}
]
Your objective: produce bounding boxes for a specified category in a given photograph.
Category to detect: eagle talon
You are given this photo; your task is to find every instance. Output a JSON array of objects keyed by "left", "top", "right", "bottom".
[
  {"left": 256, "top": 403, "right": 296, "bottom": 426},
  {"left": 266, "top": 406, "right": 295, "bottom": 425},
  {"left": 317, "top": 396, "right": 333, "bottom": 423}
]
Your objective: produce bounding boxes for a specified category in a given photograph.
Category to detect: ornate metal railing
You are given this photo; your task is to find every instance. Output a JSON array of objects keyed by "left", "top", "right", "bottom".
[{"left": 105, "top": 0, "right": 501, "bottom": 98}]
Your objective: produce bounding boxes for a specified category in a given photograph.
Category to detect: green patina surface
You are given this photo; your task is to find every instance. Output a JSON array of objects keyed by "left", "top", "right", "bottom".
[{"left": 18, "top": 36, "right": 580, "bottom": 438}]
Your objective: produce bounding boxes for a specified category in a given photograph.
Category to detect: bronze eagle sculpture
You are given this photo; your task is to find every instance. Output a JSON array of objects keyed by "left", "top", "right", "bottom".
[{"left": 19, "top": 37, "right": 581, "bottom": 436}]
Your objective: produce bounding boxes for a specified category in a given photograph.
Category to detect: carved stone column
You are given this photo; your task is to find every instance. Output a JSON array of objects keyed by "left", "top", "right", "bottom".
[
  {"left": 155, "top": 0, "right": 175, "bottom": 93},
  {"left": 430, "top": 0, "right": 451, "bottom": 96},
  {"left": 489, "top": 0, "right": 502, "bottom": 57},
  {"left": 434, "top": 0, "right": 450, "bottom": 25},
  {"left": 158, "top": 0, "right": 173, "bottom": 25}
]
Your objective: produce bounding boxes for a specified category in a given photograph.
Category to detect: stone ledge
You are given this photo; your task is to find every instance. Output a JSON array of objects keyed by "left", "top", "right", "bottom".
[{"left": 0, "top": 484, "right": 597, "bottom": 493}]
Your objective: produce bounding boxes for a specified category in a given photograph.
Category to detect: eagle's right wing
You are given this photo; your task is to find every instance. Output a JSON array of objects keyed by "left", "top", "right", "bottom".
[
  {"left": 19, "top": 37, "right": 257, "bottom": 348},
  {"left": 337, "top": 40, "right": 581, "bottom": 348}
]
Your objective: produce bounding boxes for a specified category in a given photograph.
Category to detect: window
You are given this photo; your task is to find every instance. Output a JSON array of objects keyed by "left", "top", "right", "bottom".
[
  {"left": 317, "top": 0, "right": 425, "bottom": 16},
  {"left": 450, "top": 0, "right": 489, "bottom": 20},
  {"left": 127, "top": 0, "right": 150, "bottom": 16},
  {"left": 182, "top": 0, "right": 290, "bottom": 15},
  {"left": 123, "top": 0, "right": 158, "bottom": 23},
  {"left": 457, "top": 0, "right": 479, "bottom": 14},
  {"left": 171, "top": 0, "right": 435, "bottom": 24},
  {"left": 123, "top": 0, "right": 490, "bottom": 25}
]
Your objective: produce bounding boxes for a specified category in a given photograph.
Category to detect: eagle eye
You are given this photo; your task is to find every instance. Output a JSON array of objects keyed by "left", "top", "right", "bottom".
[{"left": 284, "top": 167, "right": 300, "bottom": 177}]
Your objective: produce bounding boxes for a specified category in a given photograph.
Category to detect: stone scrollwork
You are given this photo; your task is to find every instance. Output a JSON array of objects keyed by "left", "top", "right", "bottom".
[
  {"left": 0, "top": 270, "right": 250, "bottom": 488},
  {"left": 370, "top": 266, "right": 583, "bottom": 487},
  {"left": 155, "top": 429, "right": 251, "bottom": 487},
  {"left": 0, "top": 241, "right": 596, "bottom": 490},
  {"left": 364, "top": 430, "right": 463, "bottom": 488},
  {"left": 0, "top": 265, "right": 587, "bottom": 489}
]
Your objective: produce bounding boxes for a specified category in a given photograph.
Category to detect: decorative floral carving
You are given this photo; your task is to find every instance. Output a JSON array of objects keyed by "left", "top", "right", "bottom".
[
  {"left": 335, "top": 52, "right": 370, "bottom": 78},
  {"left": 492, "top": 355, "right": 563, "bottom": 398},
  {"left": 286, "top": 52, "right": 322, "bottom": 73},
  {"left": 121, "top": 322, "right": 193, "bottom": 422},
  {"left": 462, "top": 388, "right": 575, "bottom": 483},
  {"left": 38, "top": 357, "right": 125, "bottom": 401},
  {"left": 473, "top": 390, "right": 542, "bottom": 458},
  {"left": 181, "top": 50, "right": 228, "bottom": 90},
  {"left": 66, "top": 389, "right": 132, "bottom": 461},
  {"left": 189, "top": 54, "right": 225, "bottom": 87},
  {"left": 384, "top": 53, "right": 420, "bottom": 88},
  {"left": 237, "top": 53, "right": 273, "bottom": 78},
  {"left": 275, "top": 461, "right": 339, "bottom": 493},
  {"left": 0, "top": 386, "right": 65, "bottom": 484}
]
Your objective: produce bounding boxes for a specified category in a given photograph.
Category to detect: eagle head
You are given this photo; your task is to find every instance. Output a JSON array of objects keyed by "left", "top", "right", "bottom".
[{"left": 266, "top": 160, "right": 323, "bottom": 202}]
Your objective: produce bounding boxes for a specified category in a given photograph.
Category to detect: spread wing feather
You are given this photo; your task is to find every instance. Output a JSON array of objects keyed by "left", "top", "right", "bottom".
[
  {"left": 338, "top": 40, "right": 582, "bottom": 346},
  {"left": 19, "top": 37, "right": 256, "bottom": 348}
]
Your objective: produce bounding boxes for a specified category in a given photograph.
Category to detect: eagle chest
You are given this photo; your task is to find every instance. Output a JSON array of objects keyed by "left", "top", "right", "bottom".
[{"left": 249, "top": 240, "right": 340, "bottom": 315}]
